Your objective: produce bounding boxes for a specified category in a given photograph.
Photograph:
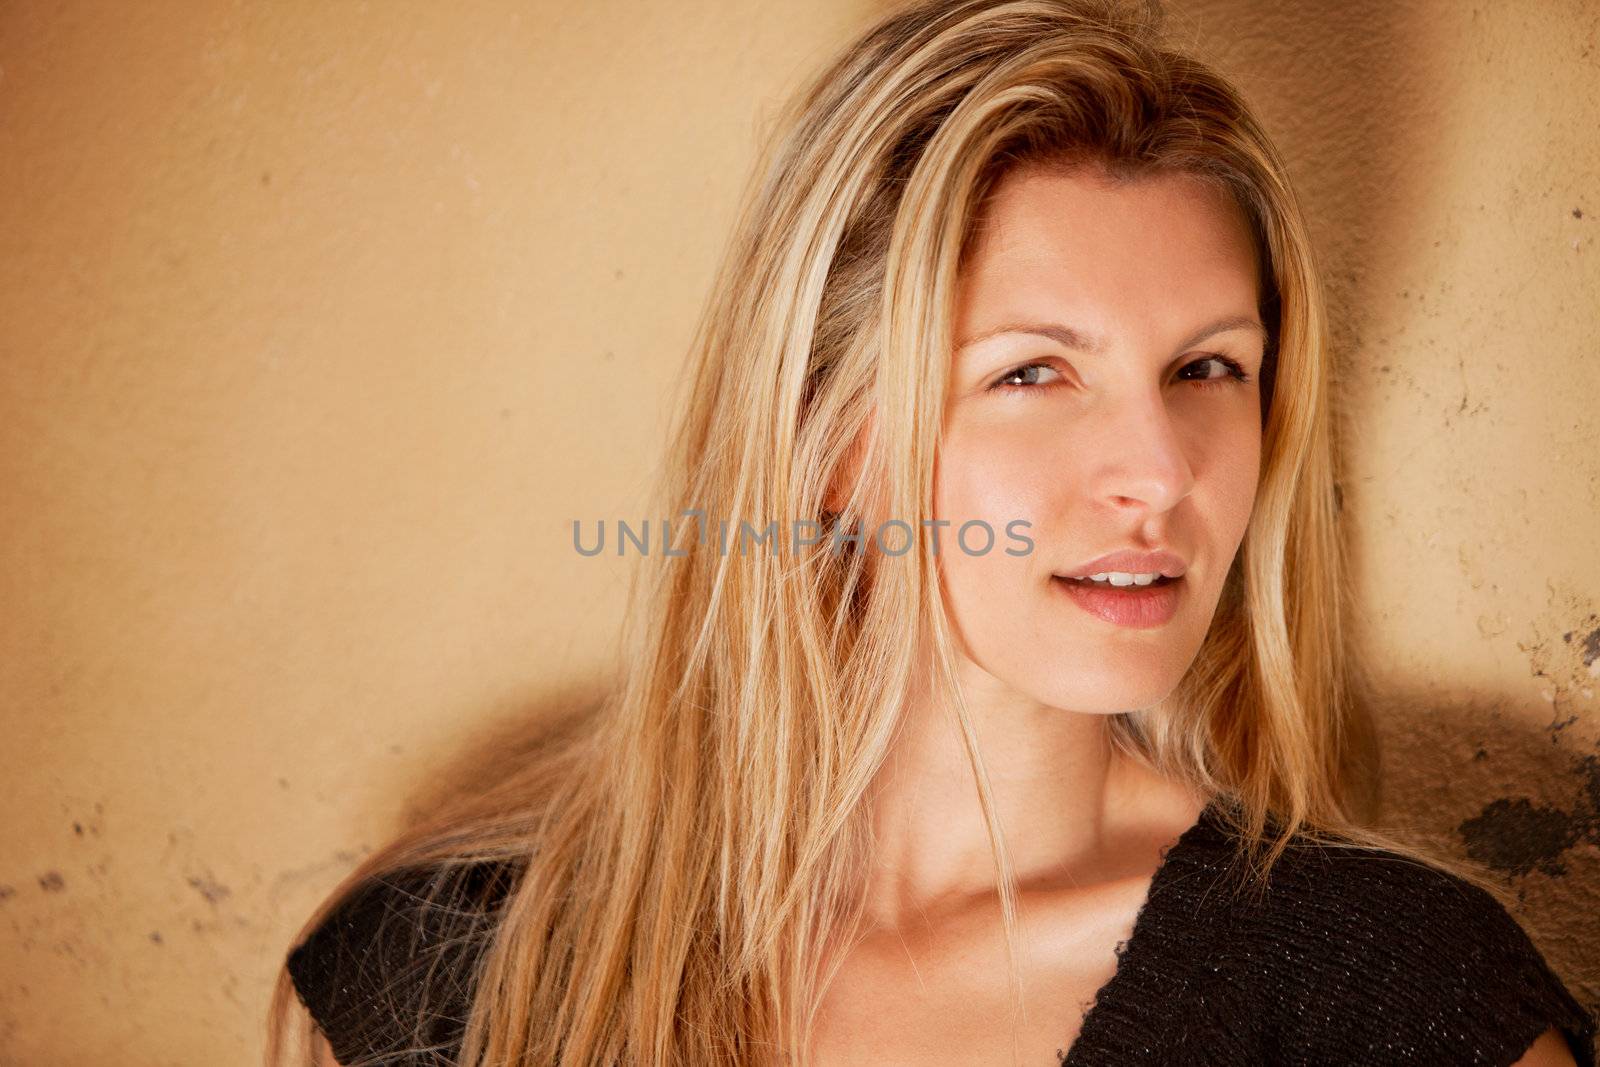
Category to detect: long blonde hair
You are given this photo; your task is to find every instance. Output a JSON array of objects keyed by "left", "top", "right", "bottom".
[{"left": 266, "top": 1, "right": 1522, "bottom": 1063}]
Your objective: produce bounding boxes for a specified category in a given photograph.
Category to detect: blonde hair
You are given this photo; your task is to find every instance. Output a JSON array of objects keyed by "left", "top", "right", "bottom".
[{"left": 265, "top": 0, "right": 1523, "bottom": 1063}]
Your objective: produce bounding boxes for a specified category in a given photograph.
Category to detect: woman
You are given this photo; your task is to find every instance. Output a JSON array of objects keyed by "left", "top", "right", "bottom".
[{"left": 266, "top": 0, "right": 1596, "bottom": 1064}]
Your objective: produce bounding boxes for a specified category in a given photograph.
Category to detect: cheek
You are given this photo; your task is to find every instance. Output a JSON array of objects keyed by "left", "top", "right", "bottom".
[
  {"left": 932, "top": 418, "right": 1062, "bottom": 650},
  {"left": 933, "top": 417, "right": 1060, "bottom": 531},
  {"left": 1210, "top": 419, "right": 1262, "bottom": 543}
]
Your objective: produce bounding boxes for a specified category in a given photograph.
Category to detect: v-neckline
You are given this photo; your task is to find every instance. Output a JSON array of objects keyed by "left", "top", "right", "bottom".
[{"left": 1056, "top": 794, "right": 1228, "bottom": 1066}]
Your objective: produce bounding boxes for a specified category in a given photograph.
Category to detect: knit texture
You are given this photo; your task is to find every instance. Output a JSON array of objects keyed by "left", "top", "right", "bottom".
[
  {"left": 286, "top": 797, "right": 1597, "bottom": 1066},
  {"left": 287, "top": 859, "right": 521, "bottom": 1066},
  {"left": 1060, "top": 797, "right": 1596, "bottom": 1065}
]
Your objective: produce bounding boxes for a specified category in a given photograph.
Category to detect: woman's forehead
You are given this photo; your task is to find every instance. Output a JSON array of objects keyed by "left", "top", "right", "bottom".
[
  {"left": 964, "top": 165, "right": 1254, "bottom": 271},
  {"left": 954, "top": 168, "right": 1262, "bottom": 348}
]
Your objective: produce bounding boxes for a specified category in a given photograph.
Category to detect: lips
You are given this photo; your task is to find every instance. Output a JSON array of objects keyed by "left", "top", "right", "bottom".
[{"left": 1052, "top": 572, "right": 1183, "bottom": 628}]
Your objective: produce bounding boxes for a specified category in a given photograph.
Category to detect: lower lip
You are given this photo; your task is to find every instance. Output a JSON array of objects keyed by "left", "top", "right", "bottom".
[{"left": 1052, "top": 575, "right": 1184, "bottom": 628}]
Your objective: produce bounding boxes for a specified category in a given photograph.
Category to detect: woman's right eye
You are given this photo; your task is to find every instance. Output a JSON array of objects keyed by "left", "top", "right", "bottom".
[{"left": 991, "top": 362, "right": 1064, "bottom": 391}]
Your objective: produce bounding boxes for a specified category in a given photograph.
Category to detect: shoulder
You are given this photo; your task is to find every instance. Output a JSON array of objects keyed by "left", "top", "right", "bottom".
[
  {"left": 1232, "top": 836, "right": 1596, "bottom": 1065},
  {"left": 286, "top": 858, "right": 523, "bottom": 1066}
]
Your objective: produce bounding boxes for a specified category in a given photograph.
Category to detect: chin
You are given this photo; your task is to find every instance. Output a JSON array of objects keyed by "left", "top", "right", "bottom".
[{"left": 1023, "top": 669, "right": 1181, "bottom": 716}]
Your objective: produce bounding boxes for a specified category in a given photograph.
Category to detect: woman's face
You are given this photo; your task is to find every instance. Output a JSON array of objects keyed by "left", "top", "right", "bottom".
[{"left": 937, "top": 163, "right": 1266, "bottom": 714}]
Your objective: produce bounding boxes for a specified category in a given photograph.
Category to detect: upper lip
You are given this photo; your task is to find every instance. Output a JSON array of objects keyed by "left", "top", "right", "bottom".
[{"left": 1057, "top": 549, "right": 1188, "bottom": 579}]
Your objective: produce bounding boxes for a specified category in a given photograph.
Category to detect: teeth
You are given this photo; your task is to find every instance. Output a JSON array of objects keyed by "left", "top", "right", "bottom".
[{"left": 1071, "top": 571, "right": 1160, "bottom": 586}]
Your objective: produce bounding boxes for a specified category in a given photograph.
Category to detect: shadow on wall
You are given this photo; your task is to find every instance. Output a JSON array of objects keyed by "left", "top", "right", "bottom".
[{"left": 396, "top": 680, "right": 615, "bottom": 831}]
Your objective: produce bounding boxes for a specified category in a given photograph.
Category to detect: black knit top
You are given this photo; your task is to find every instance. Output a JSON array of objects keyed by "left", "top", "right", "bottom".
[{"left": 286, "top": 797, "right": 1597, "bottom": 1065}]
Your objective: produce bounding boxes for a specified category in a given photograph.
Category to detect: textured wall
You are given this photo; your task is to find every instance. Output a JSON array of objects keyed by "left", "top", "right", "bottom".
[
  {"left": 0, "top": 1, "right": 1594, "bottom": 1062},
  {"left": 0, "top": 2, "right": 876, "bottom": 1062},
  {"left": 1173, "top": 0, "right": 1600, "bottom": 1008}
]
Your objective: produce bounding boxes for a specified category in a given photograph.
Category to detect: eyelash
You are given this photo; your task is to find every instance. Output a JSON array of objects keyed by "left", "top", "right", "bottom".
[{"left": 989, "top": 354, "right": 1253, "bottom": 393}]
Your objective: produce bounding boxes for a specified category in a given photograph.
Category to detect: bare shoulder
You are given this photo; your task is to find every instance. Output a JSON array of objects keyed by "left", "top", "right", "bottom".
[{"left": 1514, "top": 1025, "right": 1580, "bottom": 1067}]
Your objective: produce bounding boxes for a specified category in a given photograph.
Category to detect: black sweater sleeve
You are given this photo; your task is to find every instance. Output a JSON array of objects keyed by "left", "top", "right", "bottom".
[
  {"left": 285, "top": 860, "right": 520, "bottom": 1066},
  {"left": 1262, "top": 847, "right": 1596, "bottom": 1066}
]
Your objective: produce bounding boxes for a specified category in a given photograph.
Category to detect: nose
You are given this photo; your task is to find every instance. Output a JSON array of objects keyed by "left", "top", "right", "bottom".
[{"left": 1090, "top": 389, "right": 1195, "bottom": 515}]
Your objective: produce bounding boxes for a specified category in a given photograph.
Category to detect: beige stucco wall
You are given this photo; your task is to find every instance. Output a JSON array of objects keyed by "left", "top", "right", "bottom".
[{"left": 0, "top": 1, "right": 1593, "bottom": 1061}]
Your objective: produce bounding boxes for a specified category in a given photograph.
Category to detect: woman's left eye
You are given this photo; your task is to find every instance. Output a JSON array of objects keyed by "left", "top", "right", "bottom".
[{"left": 1178, "top": 354, "right": 1253, "bottom": 388}]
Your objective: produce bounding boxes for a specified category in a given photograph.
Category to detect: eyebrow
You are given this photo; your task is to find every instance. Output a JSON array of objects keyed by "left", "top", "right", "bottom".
[{"left": 956, "top": 315, "right": 1267, "bottom": 355}]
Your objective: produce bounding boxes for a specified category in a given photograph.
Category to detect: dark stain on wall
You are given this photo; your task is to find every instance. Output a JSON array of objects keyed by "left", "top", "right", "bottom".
[
  {"left": 1459, "top": 751, "right": 1600, "bottom": 877},
  {"left": 185, "top": 872, "right": 231, "bottom": 906},
  {"left": 1564, "top": 624, "right": 1600, "bottom": 668}
]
